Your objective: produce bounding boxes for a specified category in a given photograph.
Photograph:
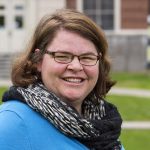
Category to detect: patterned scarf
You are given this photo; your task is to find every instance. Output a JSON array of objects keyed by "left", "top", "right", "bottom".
[{"left": 2, "top": 83, "right": 122, "bottom": 150}]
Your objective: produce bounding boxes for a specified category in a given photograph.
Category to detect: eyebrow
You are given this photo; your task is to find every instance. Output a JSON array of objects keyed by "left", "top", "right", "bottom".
[{"left": 47, "top": 50, "right": 99, "bottom": 56}]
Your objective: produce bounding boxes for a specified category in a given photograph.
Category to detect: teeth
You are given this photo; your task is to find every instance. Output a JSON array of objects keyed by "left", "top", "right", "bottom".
[{"left": 64, "top": 78, "right": 82, "bottom": 83}]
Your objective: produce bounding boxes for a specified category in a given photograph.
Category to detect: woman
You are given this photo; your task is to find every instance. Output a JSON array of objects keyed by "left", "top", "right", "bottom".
[{"left": 0, "top": 9, "right": 124, "bottom": 150}]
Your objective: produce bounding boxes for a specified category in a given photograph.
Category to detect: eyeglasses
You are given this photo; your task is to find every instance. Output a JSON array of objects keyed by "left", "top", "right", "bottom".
[{"left": 45, "top": 50, "right": 101, "bottom": 66}]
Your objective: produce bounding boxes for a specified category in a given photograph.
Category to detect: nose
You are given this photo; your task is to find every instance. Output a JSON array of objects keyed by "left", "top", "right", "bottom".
[{"left": 67, "top": 56, "right": 83, "bottom": 71}]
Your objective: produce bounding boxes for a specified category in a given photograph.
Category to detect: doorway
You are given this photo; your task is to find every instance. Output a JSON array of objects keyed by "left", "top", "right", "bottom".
[{"left": 0, "top": 0, "right": 26, "bottom": 53}]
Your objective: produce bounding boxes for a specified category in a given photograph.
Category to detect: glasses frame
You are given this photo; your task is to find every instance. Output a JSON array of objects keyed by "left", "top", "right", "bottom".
[{"left": 44, "top": 50, "right": 101, "bottom": 66}]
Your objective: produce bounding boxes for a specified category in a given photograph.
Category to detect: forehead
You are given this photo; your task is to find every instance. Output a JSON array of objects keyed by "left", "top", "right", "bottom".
[{"left": 47, "top": 29, "right": 97, "bottom": 54}]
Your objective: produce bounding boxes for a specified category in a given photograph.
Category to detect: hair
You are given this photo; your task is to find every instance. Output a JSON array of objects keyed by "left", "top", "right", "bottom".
[{"left": 11, "top": 9, "right": 115, "bottom": 99}]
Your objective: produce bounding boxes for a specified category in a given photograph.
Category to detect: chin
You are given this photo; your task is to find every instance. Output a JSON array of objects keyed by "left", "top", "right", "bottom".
[
  {"left": 62, "top": 93, "right": 83, "bottom": 102},
  {"left": 59, "top": 88, "right": 88, "bottom": 102}
]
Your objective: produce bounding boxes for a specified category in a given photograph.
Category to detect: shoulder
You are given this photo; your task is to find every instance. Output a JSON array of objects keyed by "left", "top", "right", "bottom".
[
  {"left": 0, "top": 100, "right": 40, "bottom": 133},
  {"left": 0, "top": 100, "right": 32, "bottom": 114},
  {"left": 0, "top": 100, "right": 39, "bottom": 123},
  {"left": 0, "top": 101, "right": 88, "bottom": 150},
  {"left": 0, "top": 101, "right": 32, "bottom": 150},
  {"left": 0, "top": 100, "right": 32, "bottom": 127}
]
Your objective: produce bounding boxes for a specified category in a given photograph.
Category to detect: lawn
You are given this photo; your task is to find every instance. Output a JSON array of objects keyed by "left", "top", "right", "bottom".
[
  {"left": 107, "top": 94, "right": 150, "bottom": 121},
  {"left": 106, "top": 94, "right": 150, "bottom": 149},
  {"left": 0, "top": 87, "right": 8, "bottom": 104},
  {"left": 111, "top": 72, "right": 150, "bottom": 90},
  {"left": 121, "top": 129, "right": 150, "bottom": 150}
]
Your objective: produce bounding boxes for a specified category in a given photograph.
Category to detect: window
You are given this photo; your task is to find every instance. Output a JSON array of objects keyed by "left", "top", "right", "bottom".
[
  {"left": 0, "top": 16, "right": 5, "bottom": 28},
  {"left": 0, "top": 5, "right": 5, "bottom": 10},
  {"left": 15, "top": 15, "right": 23, "bottom": 28},
  {"left": 83, "top": 0, "right": 114, "bottom": 30},
  {"left": 15, "top": 5, "right": 24, "bottom": 10}
]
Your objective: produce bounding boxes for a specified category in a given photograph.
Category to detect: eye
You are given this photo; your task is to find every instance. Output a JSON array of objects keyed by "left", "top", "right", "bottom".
[
  {"left": 55, "top": 53, "right": 71, "bottom": 61},
  {"left": 80, "top": 55, "right": 97, "bottom": 61}
]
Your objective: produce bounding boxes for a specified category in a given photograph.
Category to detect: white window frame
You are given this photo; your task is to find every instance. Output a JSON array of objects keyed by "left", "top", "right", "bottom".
[
  {"left": 79, "top": 0, "right": 147, "bottom": 35},
  {"left": 113, "top": 0, "right": 147, "bottom": 35},
  {"left": 77, "top": 0, "right": 83, "bottom": 12}
]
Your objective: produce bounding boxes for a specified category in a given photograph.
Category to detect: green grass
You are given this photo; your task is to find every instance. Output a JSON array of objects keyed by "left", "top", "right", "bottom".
[
  {"left": 0, "top": 87, "right": 8, "bottom": 104},
  {"left": 107, "top": 94, "right": 150, "bottom": 121},
  {"left": 107, "top": 93, "right": 150, "bottom": 149},
  {"left": 111, "top": 72, "right": 150, "bottom": 90},
  {"left": 121, "top": 130, "right": 150, "bottom": 150}
]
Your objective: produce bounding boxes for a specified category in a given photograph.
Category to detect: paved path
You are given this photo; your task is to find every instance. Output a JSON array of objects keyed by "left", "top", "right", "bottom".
[
  {"left": 0, "top": 79, "right": 12, "bottom": 87},
  {"left": 110, "top": 87, "right": 150, "bottom": 98},
  {"left": 122, "top": 121, "right": 150, "bottom": 129}
]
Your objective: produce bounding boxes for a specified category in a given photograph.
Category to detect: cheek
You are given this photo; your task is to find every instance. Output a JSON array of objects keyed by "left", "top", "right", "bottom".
[
  {"left": 39, "top": 60, "right": 66, "bottom": 78},
  {"left": 84, "top": 65, "right": 99, "bottom": 86},
  {"left": 93, "top": 69, "right": 99, "bottom": 84},
  {"left": 87, "top": 65, "right": 99, "bottom": 79}
]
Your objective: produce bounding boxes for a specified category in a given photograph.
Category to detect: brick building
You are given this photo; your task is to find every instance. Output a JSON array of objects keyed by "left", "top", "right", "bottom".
[
  {"left": 67, "top": 0, "right": 150, "bottom": 72},
  {"left": 0, "top": 0, "right": 149, "bottom": 78}
]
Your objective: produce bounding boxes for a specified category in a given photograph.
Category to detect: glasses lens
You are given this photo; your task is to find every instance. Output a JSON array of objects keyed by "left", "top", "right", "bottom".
[
  {"left": 79, "top": 55, "right": 98, "bottom": 66},
  {"left": 54, "top": 52, "right": 71, "bottom": 63}
]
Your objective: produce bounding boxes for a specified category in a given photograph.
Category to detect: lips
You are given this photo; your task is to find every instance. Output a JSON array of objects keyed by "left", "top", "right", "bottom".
[{"left": 62, "top": 77, "right": 85, "bottom": 83}]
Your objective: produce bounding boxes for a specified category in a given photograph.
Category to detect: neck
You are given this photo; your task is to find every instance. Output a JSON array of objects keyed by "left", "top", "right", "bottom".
[{"left": 64, "top": 99, "right": 82, "bottom": 115}]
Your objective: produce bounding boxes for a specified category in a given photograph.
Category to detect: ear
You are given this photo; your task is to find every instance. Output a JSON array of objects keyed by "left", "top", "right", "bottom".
[
  {"left": 35, "top": 48, "right": 40, "bottom": 53},
  {"left": 35, "top": 49, "right": 42, "bottom": 72}
]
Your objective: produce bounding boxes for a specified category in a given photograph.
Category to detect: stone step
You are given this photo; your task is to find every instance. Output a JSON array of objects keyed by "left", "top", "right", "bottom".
[{"left": 0, "top": 54, "right": 14, "bottom": 79}]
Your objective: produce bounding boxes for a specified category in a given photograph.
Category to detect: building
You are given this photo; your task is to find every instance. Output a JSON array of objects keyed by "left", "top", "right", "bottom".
[{"left": 0, "top": 0, "right": 149, "bottom": 79}]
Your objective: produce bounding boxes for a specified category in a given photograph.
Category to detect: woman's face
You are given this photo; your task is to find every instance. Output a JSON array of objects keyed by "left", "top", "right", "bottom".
[{"left": 37, "top": 30, "right": 99, "bottom": 113}]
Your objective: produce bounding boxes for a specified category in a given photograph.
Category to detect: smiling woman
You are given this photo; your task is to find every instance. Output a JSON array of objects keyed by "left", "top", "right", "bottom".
[
  {"left": 36, "top": 30, "right": 100, "bottom": 113},
  {"left": 0, "top": 9, "right": 124, "bottom": 150}
]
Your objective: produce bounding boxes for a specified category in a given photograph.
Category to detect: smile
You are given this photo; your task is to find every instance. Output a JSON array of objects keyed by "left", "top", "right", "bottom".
[{"left": 63, "top": 77, "right": 84, "bottom": 83}]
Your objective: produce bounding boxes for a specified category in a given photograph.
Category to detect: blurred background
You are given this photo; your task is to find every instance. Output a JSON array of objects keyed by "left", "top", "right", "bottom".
[{"left": 0, "top": 0, "right": 150, "bottom": 149}]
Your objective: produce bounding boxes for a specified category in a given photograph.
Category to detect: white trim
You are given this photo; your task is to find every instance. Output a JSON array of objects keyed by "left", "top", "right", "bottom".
[
  {"left": 105, "top": 29, "right": 147, "bottom": 35},
  {"left": 76, "top": 0, "right": 83, "bottom": 12},
  {"left": 26, "top": 0, "right": 37, "bottom": 32},
  {"left": 118, "top": 29, "right": 147, "bottom": 35},
  {"left": 76, "top": 0, "right": 147, "bottom": 35},
  {"left": 114, "top": 0, "right": 121, "bottom": 32},
  {"left": 113, "top": 0, "right": 147, "bottom": 35}
]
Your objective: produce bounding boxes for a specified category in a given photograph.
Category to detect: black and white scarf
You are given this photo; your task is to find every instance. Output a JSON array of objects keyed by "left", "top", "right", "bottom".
[{"left": 2, "top": 83, "right": 122, "bottom": 150}]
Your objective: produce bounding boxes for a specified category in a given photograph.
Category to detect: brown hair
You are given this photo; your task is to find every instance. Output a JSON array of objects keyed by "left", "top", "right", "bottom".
[{"left": 12, "top": 9, "right": 115, "bottom": 99}]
